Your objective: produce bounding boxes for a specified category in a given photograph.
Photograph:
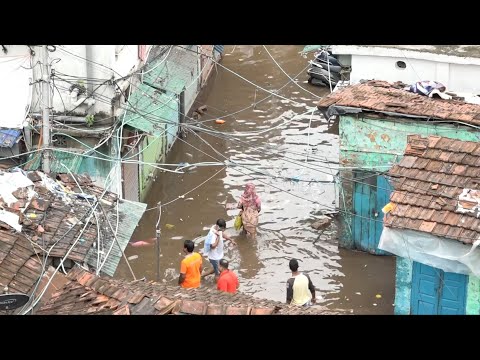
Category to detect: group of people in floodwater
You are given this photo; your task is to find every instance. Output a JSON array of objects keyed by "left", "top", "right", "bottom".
[{"left": 177, "top": 182, "right": 317, "bottom": 308}]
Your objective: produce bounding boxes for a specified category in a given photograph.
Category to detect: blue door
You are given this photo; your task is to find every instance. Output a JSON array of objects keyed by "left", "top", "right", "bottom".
[
  {"left": 410, "top": 261, "right": 467, "bottom": 315},
  {"left": 352, "top": 172, "right": 391, "bottom": 255}
]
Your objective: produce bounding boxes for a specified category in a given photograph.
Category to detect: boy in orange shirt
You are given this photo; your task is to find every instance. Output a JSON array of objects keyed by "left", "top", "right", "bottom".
[
  {"left": 178, "top": 240, "right": 202, "bottom": 288},
  {"left": 217, "top": 258, "right": 239, "bottom": 293}
]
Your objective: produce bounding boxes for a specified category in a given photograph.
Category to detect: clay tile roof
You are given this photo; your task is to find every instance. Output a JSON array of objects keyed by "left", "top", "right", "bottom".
[
  {"left": 317, "top": 80, "right": 480, "bottom": 125},
  {"left": 0, "top": 170, "right": 146, "bottom": 300},
  {"left": 36, "top": 267, "right": 340, "bottom": 315},
  {"left": 385, "top": 135, "right": 480, "bottom": 244}
]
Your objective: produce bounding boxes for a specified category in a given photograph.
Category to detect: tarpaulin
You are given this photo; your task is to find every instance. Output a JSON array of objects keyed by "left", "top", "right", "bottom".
[{"left": 379, "top": 227, "right": 480, "bottom": 276}]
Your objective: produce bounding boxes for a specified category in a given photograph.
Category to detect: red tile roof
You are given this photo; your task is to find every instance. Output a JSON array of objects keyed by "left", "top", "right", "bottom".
[
  {"left": 385, "top": 135, "right": 480, "bottom": 244},
  {"left": 317, "top": 80, "right": 480, "bottom": 125},
  {"left": 36, "top": 267, "right": 339, "bottom": 315},
  {"left": 0, "top": 170, "right": 138, "bottom": 298}
]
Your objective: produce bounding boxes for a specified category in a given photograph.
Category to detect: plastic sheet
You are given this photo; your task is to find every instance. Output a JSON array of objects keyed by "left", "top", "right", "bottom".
[{"left": 379, "top": 227, "right": 480, "bottom": 276}]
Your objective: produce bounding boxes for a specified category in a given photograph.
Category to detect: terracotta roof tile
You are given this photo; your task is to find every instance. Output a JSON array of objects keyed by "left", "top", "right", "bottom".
[
  {"left": 465, "top": 166, "right": 480, "bottom": 178},
  {"left": 386, "top": 135, "right": 480, "bottom": 243},
  {"left": 37, "top": 267, "right": 337, "bottom": 315},
  {"left": 318, "top": 81, "right": 480, "bottom": 126}
]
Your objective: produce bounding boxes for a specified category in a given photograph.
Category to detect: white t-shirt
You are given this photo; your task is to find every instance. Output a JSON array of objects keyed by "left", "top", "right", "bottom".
[{"left": 207, "top": 225, "right": 224, "bottom": 261}]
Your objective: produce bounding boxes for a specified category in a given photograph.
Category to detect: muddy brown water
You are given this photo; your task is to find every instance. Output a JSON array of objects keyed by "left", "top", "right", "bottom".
[{"left": 115, "top": 45, "right": 395, "bottom": 314}]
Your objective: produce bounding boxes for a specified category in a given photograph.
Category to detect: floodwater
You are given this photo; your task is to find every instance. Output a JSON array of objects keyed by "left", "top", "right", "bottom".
[{"left": 115, "top": 45, "right": 395, "bottom": 314}]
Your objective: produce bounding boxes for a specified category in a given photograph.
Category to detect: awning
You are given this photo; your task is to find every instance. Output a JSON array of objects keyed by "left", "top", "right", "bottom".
[{"left": 0, "top": 52, "right": 33, "bottom": 129}]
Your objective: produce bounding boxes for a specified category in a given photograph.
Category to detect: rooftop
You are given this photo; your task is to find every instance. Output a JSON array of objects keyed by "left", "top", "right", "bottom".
[
  {"left": 349, "top": 45, "right": 480, "bottom": 59},
  {"left": 317, "top": 80, "right": 480, "bottom": 125},
  {"left": 37, "top": 266, "right": 338, "bottom": 315},
  {"left": 385, "top": 135, "right": 480, "bottom": 244},
  {"left": 0, "top": 170, "right": 145, "bottom": 300},
  {"left": 331, "top": 45, "right": 480, "bottom": 65}
]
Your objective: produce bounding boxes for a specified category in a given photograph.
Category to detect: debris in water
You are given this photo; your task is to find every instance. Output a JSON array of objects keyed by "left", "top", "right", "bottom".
[
  {"left": 215, "top": 119, "right": 225, "bottom": 124},
  {"left": 128, "top": 255, "right": 138, "bottom": 261},
  {"left": 179, "top": 218, "right": 183, "bottom": 222},
  {"left": 373, "top": 303, "right": 377, "bottom": 306},
  {"left": 376, "top": 294, "right": 382, "bottom": 299},
  {"left": 185, "top": 197, "right": 194, "bottom": 201},
  {"left": 311, "top": 216, "right": 332, "bottom": 230},
  {"left": 355, "top": 292, "right": 361, "bottom": 295},
  {"left": 130, "top": 240, "right": 154, "bottom": 247},
  {"left": 165, "top": 224, "right": 175, "bottom": 229},
  {"left": 186, "top": 153, "right": 193, "bottom": 158}
]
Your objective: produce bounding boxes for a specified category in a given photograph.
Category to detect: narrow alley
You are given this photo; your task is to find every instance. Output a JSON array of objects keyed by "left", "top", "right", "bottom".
[{"left": 115, "top": 45, "right": 396, "bottom": 315}]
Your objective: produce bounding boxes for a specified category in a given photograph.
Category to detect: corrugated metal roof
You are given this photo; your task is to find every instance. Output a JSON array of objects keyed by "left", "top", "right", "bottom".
[
  {"left": 84, "top": 199, "right": 146, "bottom": 277},
  {"left": 213, "top": 45, "right": 224, "bottom": 55},
  {"left": 0, "top": 129, "right": 22, "bottom": 148},
  {"left": 25, "top": 149, "right": 84, "bottom": 173},
  {"left": 123, "top": 83, "right": 179, "bottom": 136},
  {"left": 143, "top": 46, "right": 197, "bottom": 94}
]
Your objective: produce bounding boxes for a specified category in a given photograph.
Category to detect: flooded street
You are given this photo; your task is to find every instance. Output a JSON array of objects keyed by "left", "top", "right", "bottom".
[{"left": 115, "top": 45, "right": 395, "bottom": 314}]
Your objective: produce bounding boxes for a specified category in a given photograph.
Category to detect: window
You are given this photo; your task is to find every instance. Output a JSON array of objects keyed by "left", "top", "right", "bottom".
[{"left": 396, "top": 61, "right": 406, "bottom": 69}]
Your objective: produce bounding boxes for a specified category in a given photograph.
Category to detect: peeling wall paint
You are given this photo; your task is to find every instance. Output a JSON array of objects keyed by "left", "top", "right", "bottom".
[
  {"left": 338, "top": 114, "right": 480, "bottom": 251},
  {"left": 394, "top": 257, "right": 413, "bottom": 315},
  {"left": 467, "top": 275, "right": 480, "bottom": 315},
  {"left": 139, "top": 134, "right": 165, "bottom": 202},
  {"left": 339, "top": 115, "right": 480, "bottom": 170}
]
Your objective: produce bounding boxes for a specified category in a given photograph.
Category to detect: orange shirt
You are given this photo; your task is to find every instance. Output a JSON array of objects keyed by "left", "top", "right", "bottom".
[
  {"left": 180, "top": 252, "right": 202, "bottom": 288},
  {"left": 217, "top": 270, "right": 239, "bottom": 293}
]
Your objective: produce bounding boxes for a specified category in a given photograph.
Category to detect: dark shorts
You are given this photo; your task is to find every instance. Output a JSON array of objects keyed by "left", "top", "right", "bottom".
[{"left": 209, "top": 259, "right": 220, "bottom": 276}]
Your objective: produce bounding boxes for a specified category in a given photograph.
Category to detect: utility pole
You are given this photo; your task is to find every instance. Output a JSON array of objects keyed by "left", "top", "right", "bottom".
[
  {"left": 41, "top": 45, "right": 51, "bottom": 173},
  {"left": 155, "top": 202, "right": 162, "bottom": 282}
]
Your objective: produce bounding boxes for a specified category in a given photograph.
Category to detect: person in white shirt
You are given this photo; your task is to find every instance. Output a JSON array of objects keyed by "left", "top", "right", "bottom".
[
  {"left": 286, "top": 258, "right": 316, "bottom": 307},
  {"left": 202, "top": 218, "right": 237, "bottom": 281}
]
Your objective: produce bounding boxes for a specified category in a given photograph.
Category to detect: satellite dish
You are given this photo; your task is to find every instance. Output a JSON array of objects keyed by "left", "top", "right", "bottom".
[{"left": 0, "top": 293, "right": 30, "bottom": 311}]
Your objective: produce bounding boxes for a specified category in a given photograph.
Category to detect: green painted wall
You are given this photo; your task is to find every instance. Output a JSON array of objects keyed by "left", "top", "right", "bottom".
[
  {"left": 339, "top": 115, "right": 480, "bottom": 170},
  {"left": 467, "top": 275, "right": 480, "bottom": 315},
  {"left": 394, "top": 257, "right": 413, "bottom": 315},
  {"left": 139, "top": 134, "right": 165, "bottom": 202},
  {"left": 338, "top": 115, "right": 480, "bottom": 249}
]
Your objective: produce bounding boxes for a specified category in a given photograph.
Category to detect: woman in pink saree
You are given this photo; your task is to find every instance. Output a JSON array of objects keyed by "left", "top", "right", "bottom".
[{"left": 237, "top": 183, "right": 261, "bottom": 238}]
